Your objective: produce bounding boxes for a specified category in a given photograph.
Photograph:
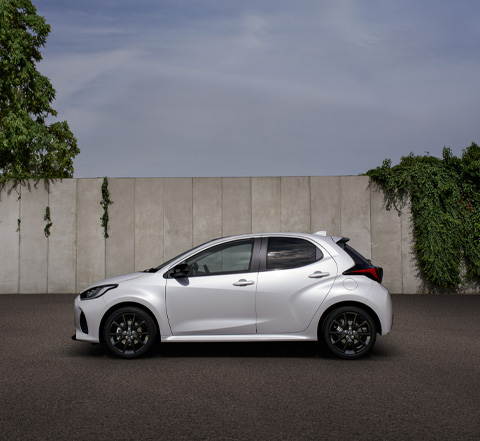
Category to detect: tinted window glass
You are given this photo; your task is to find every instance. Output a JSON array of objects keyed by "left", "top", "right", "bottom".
[
  {"left": 266, "top": 238, "right": 320, "bottom": 270},
  {"left": 184, "top": 240, "right": 254, "bottom": 276},
  {"left": 343, "top": 244, "right": 371, "bottom": 266}
]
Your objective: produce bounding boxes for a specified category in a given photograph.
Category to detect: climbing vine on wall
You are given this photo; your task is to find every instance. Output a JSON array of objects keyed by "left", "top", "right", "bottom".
[
  {"left": 44, "top": 206, "right": 52, "bottom": 237},
  {"left": 367, "top": 143, "right": 480, "bottom": 291},
  {"left": 100, "top": 177, "right": 113, "bottom": 238}
]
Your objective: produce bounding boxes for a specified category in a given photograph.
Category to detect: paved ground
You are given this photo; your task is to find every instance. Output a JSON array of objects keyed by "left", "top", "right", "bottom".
[{"left": 1, "top": 294, "right": 479, "bottom": 441}]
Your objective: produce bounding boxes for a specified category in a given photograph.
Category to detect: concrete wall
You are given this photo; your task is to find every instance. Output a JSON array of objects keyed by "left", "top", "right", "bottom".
[{"left": 0, "top": 176, "right": 452, "bottom": 294}]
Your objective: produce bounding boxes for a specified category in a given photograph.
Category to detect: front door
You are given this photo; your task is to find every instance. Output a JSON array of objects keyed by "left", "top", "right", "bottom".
[{"left": 166, "top": 239, "right": 258, "bottom": 335}]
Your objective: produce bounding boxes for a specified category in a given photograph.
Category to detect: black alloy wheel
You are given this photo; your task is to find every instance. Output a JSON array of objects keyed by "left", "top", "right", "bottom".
[
  {"left": 323, "top": 306, "right": 376, "bottom": 359},
  {"left": 104, "top": 307, "right": 156, "bottom": 359}
]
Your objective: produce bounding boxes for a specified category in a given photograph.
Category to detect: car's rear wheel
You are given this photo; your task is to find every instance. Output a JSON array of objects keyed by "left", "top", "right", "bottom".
[
  {"left": 322, "top": 306, "right": 376, "bottom": 359},
  {"left": 104, "top": 307, "right": 156, "bottom": 359}
]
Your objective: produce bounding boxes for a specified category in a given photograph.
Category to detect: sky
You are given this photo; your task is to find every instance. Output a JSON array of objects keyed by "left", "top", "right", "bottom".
[{"left": 33, "top": 0, "right": 480, "bottom": 178}]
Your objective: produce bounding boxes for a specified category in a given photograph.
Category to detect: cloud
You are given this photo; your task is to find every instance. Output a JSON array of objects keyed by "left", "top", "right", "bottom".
[{"left": 35, "top": 0, "right": 480, "bottom": 177}]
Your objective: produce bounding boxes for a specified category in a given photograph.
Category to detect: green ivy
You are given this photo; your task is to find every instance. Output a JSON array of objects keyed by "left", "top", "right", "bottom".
[
  {"left": 16, "top": 218, "right": 21, "bottom": 243},
  {"left": 44, "top": 205, "right": 52, "bottom": 237},
  {"left": 100, "top": 177, "right": 113, "bottom": 238},
  {"left": 367, "top": 143, "right": 480, "bottom": 291},
  {"left": 0, "top": 0, "right": 79, "bottom": 189}
]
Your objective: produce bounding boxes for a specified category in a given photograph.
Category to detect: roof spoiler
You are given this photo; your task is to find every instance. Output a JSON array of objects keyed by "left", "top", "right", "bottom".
[
  {"left": 314, "top": 231, "right": 350, "bottom": 244},
  {"left": 334, "top": 236, "right": 350, "bottom": 247}
]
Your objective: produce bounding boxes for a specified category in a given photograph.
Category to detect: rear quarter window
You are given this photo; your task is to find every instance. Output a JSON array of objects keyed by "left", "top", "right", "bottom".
[{"left": 342, "top": 244, "right": 372, "bottom": 266}]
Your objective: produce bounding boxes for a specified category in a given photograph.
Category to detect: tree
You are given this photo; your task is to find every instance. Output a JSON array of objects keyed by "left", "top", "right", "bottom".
[
  {"left": 0, "top": 0, "right": 79, "bottom": 186},
  {"left": 367, "top": 143, "right": 480, "bottom": 291}
]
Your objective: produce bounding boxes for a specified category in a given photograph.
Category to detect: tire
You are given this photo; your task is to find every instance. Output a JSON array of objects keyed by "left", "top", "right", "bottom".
[
  {"left": 103, "top": 307, "right": 157, "bottom": 359},
  {"left": 322, "top": 306, "right": 376, "bottom": 360}
]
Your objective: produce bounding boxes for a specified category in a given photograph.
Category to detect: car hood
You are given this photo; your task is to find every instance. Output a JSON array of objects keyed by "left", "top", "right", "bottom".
[{"left": 83, "top": 272, "right": 145, "bottom": 291}]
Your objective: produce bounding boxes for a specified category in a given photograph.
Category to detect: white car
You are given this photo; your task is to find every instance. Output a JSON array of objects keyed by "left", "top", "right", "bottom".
[{"left": 73, "top": 232, "right": 393, "bottom": 360}]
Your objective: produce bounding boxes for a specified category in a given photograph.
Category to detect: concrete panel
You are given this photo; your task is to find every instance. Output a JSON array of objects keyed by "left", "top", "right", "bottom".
[
  {"left": 193, "top": 178, "right": 222, "bottom": 246},
  {"left": 252, "top": 177, "right": 281, "bottom": 233},
  {"left": 0, "top": 186, "right": 20, "bottom": 293},
  {"left": 281, "top": 176, "right": 310, "bottom": 233},
  {"left": 3, "top": 175, "right": 462, "bottom": 294},
  {"left": 48, "top": 179, "right": 77, "bottom": 293},
  {"left": 135, "top": 178, "right": 164, "bottom": 271},
  {"left": 370, "top": 184, "right": 403, "bottom": 293},
  {"left": 164, "top": 178, "right": 193, "bottom": 260},
  {"left": 76, "top": 179, "right": 105, "bottom": 292},
  {"left": 340, "top": 176, "right": 371, "bottom": 259},
  {"left": 19, "top": 181, "right": 48, "bottom": 293},
  {"left": 222, "top": 178, "right": 251, "bottom": 236},
  {"left": 106, "top": 179, "right": 135, "bottom": 278},
  {"left": 401, "top": 204, "right": 421, "bottom": 293},
  {"left": 311, "top": 176, "right": 341, "bottom": 236}
]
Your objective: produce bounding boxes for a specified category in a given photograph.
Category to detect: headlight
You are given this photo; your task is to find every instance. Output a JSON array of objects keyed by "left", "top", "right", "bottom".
[{"left": 80, "top": 284, "right": 118, "bottom": 300}]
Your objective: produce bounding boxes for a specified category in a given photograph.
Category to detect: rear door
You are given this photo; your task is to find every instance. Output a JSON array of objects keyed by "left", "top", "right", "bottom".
[{"left": 255, "top": 237, "right": 337, "bottom": 334}]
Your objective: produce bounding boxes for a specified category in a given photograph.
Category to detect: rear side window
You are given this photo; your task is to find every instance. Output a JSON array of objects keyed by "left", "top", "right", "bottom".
[{"left": 266, "top": 238, "right": 322, "bottom": 270}]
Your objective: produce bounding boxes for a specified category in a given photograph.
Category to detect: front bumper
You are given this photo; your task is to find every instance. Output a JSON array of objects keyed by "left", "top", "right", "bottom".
[{"left": 73, "top": 294, "right": 106, "bottom": 343}]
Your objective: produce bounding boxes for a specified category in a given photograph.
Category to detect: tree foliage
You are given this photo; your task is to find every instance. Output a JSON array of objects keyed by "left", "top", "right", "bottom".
[
  {"left": 367, "top": 143, "right": 480, "bottom": 291},
  {"left": 0, "top": 0, "right": 79, "bottom": 186}
]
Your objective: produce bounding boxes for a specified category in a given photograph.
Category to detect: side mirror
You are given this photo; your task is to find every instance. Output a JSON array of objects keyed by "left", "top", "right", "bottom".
[{"left": 170, "top": 263, "right": 189, "bottom": 278}]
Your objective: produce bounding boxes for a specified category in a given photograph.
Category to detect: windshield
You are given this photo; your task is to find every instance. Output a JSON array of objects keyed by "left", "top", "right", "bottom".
[{"left": 146, "top": 240, "right": 218, "bottom": 273}]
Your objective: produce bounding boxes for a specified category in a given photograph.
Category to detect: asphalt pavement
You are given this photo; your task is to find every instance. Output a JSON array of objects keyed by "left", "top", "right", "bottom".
[{"left": 1, "top": 294, "right": 479, "bottom": 441}]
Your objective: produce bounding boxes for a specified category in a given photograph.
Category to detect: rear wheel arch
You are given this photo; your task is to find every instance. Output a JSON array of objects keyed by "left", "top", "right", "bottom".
[{"left": 317, "top": 301, "right": 382, "bottom": 339}]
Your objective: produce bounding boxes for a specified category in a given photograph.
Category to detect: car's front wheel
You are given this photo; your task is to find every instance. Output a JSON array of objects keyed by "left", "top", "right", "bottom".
[
  {"left": 322, "top": 306, "right": 376, "bottom": 359},
  {"left": 103, "top": 307, "right": 157, "bottom": 359}
]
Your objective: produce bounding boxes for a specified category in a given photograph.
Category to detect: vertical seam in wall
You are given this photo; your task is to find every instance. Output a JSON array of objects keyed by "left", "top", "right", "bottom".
[
  {"left": 133, "top": 178, "right": 136, "bottom": 272},
  {"left": 308, "top": 176, "right": 313, "bottom": 233},
  {"left": 400, "top": 203, "right": 405, "bottom": 294},
  {"left": 18, "top": 185, "right": 21, "bottom": 294},
  {"left": 250, "top": 178, "right": 253, "bottom": 233},
  {"left": 339, "top": 177, "right": 342, "bottom": 236},
  {"left": 162, "top": 178, "right": 165, "bottom": 263},
  {"left": 75, "top": 179, "right": 78, "bottom": 293},
  {"left": 191, "top": 177, "right": 194, "bottom": 248},
  {"left": 103, "top": 178, "right": 107, "bottom": 280},
  {"left": 279, "top": 177, "right": 283, "bottom": 232},
  {"left": 367, "top": 180, "right": 373, "bottom": 261},
  {"left": 46, "top": 187, "right": 50, "bottom": 294},
  {"left": 220, "top": 178, "right": 224, "bottom": 237}
]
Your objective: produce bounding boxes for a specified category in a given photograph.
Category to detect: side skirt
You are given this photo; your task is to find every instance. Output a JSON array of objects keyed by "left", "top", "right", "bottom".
[{"left": 161, "top": 334, "right": 316, "bottom": 343}]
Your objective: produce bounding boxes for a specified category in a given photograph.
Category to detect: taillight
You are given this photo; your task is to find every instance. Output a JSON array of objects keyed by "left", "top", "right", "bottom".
[{"left": 343, "top": 266, "right": 383, "bottom": 283}]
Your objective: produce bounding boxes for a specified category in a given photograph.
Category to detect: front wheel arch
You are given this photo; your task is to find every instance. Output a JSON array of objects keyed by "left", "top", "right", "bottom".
[{"left": 100, "top": 302, "right": 160, "bottom": 344}]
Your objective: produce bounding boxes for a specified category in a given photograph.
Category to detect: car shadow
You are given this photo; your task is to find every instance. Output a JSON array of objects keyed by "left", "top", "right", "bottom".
[
  {"left": 68, "top": 338, "right": 397, "bottom": 360},
  {"left": 156, "top": 341, "right": 323, "bottom": 358}
]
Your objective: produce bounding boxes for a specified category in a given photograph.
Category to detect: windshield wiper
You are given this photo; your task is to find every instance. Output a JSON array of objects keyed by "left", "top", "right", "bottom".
[{"left": 143, "top": 267, "right": 158, "bottom": 273}]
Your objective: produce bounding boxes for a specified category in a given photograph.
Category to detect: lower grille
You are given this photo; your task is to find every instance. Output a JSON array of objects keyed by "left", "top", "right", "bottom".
[{"left": 80, "top": 311, "right": 89, "bottom": 334}]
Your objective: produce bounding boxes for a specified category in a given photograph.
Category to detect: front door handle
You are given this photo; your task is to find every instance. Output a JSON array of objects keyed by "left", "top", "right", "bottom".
[
  {"left": 308, "top": 271, "right": 330, "bottom": 279},
  {"left": 233, "top": 279, "right": 255, "bottom": 286}
]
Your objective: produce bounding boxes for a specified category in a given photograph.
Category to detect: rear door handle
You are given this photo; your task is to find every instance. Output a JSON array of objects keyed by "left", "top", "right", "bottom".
[
  {"left": 233, "top": 279, "right": 255, "bottom": 286},
  {"left": 308, "top": 271, "right": 330, "bottom": 279}
]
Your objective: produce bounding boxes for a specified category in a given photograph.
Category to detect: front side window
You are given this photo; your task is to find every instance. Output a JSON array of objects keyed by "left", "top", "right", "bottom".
[
  {"left": 266, "top": 237, "right": 321, "bottom": 270},
  {"left": 184, "top": 239, "right": 254, "bottom": 276}
]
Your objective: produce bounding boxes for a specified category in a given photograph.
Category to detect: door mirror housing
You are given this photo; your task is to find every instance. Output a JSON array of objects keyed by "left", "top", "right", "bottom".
[{"left": 170, "top": 263, "right": 190, "bottom": 278}]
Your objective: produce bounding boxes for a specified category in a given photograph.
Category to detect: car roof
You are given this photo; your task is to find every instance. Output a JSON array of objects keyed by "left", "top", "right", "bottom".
[
  {"left": 214, "top": 231, "right": 342, "bottom": 243},
  {"left": 204, "top": 232, "right": 345, "bottom": 256}
]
